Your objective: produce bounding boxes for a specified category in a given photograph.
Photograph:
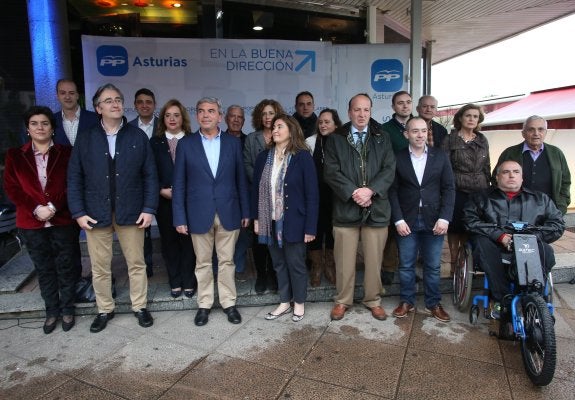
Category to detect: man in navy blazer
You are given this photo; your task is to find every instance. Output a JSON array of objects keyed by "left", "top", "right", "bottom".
[
  {"left": 53, "top": 79, "right": 99, "bottom": 146},
  {"left": 389, "top": 117, "right": 455, "bottom": 322},
  {"left": 173, "top": 97, "right": 250, "bottom": 327},
  {"left": 128, "top": 88, "right": 159, "bottom": 277}
]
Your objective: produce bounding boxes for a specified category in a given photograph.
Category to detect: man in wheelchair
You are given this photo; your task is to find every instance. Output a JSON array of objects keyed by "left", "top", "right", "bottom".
[{"left": 463, "top": 161, "right": 565, "bottom": 318}]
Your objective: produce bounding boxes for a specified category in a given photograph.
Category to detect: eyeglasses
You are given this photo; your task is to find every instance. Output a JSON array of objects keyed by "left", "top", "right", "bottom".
[{"left": 98, "top": 97, "right": 124, "bottom": 106}]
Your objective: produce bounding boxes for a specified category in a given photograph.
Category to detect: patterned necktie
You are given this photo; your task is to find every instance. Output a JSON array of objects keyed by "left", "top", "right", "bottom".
[
  {"left": 356, "top": 131, "right": 365, "bottom": 153},
  {"left": 168, "top": 137, "right": 178, "bottom": 162},
  {"left": 427, "top": 122, "right": 434, "bottom": 147}
]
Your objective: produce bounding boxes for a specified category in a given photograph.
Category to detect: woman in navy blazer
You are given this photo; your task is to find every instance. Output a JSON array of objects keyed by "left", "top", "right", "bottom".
[
  {"left": 252, "top": 114, "right": 319, "bottom": 322},
  {"left": 150, "top": 99, "right": 197, "bottom": 298}
]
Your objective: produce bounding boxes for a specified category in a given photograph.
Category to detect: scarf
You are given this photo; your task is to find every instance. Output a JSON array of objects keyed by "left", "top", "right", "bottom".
[{"left": 258, "top": 147, "right": 291, "bottom": 247}]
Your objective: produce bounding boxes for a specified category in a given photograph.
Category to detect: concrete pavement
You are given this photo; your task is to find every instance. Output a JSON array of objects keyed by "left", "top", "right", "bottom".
[
  {"left": 1, "top": 285, "right": 574, "bottom": 399},
  {"left": 1, "top": 230, "right": 574, "bottom": 398}
]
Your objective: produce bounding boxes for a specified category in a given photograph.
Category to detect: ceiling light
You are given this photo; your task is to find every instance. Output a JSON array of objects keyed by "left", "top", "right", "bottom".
[
  {"left": 253, "top": 25, "right": 263, "bottom": 31},
  {"left": 134, "top": 0, "right": 149, "bottom": 7},
  {"left": 172, "top": 2, "right": 181, "bottom": 7},
  {"left": 95, "top": 0, "right": 116, "bottom": 7}
]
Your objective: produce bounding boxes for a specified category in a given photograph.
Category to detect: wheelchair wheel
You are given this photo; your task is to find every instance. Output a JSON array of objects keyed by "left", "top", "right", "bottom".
[
  {"left": 520, "top": 294, "right": 556, "bottom": 386},
  {"left": 453, "top": 243, "right": 474, "bottom": 311}
]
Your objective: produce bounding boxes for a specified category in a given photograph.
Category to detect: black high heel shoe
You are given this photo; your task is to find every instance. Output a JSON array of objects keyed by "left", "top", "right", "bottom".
[{"left": 43, "top": 316, "right": 58, "bottom": 334}]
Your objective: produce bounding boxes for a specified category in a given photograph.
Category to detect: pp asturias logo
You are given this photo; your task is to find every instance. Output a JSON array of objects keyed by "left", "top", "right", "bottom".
[
  {"left": 371, "top": 59, "right": 403, "bottom": 92},
  {"left": 97, "top": 45, "right": 129, "bottom": 76}
]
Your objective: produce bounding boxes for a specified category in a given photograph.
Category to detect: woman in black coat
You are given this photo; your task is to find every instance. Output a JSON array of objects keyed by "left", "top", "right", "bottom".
[{"left": 150, "top": 99, "right": 197, "bottom": 298}]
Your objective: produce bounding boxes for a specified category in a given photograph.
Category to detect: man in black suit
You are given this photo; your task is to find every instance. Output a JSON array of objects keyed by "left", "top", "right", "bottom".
[
  {"left": 53, "top": 79, "right": 99, "bottom": 146},
  {"left": 129, "top": 88, "right": 159, "bottom": 277},
  {"left": 389, "top": 117, "right": 455, "bottom": 322},
  {"left": 52, "top": 79, "right": 99, "bottom": 284}
]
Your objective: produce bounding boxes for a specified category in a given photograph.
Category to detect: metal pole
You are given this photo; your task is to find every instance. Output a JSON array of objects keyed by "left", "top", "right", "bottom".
[{"left": 410, "top": 0, "right": 423, "bottom": 101}]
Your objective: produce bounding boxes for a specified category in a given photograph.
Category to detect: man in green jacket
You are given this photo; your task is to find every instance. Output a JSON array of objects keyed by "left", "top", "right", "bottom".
[
  {"left": 493, "top": 115, "right": 571, "bottom": 214},
  {"left": 324, "top": 93, "right": 396, "bottom": 321}
]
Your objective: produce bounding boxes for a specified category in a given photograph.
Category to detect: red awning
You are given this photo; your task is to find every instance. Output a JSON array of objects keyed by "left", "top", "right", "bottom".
[{"left": 483, "top": 86, "right": 575, "bottom": 127}]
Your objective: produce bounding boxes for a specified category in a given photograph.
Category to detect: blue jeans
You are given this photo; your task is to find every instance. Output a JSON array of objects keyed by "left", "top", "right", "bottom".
[{"left": 396, "top": 214, "right": 445, "bottom": 308}]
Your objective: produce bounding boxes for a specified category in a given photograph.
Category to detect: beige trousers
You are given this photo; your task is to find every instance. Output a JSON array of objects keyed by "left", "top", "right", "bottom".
[
  {"left": 333, "top": 225, "right": 388, "bottom": 308},
  {"left": 85, "top": 218, "right": 147, "bottom": 313},
  {"left": 191, "top": 214, "right": 239, "bottom": 309}
]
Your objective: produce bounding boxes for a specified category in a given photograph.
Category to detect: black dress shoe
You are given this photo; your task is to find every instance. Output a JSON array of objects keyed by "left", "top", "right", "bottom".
[
  {"left": 223, "top": 306, "right": 242, "bottom": 324},
  {"left": 43, "top": 316, "right": 58, "bottom": 334},
  {"left": 134, "top": 308, "right": 154, "bottom": 328},
  {"left": 62, "top": 315, "right": 75, "bottom": 332},
  {"left": 90, "top": 311, "right": 115, "bottom": 333},
  {"left": 194, "top": 308, "right": 210, "bottom": 326},
  {"left": 170, "top": 289, "right": 182, "bottom": 298},
  {"left": 184, "top": 288, "right": 196, "bottom": 298}
]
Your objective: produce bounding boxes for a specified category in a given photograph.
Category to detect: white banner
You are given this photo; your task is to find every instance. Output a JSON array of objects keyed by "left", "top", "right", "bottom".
[
  {"left": 333, "top": 43, "right": 409, "bottom": 124},
  {"left": 82, "top": 35, "right": 408, "bottom": 131}
]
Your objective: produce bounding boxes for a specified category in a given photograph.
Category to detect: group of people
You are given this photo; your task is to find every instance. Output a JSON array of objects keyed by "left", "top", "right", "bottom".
[{"left": 3, "top": 80, "right": 569, "bottom": 334}]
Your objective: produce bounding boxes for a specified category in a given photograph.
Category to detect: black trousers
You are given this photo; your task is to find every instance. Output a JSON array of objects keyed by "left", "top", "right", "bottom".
[
  {"left": 20, "top": 225, "right": 78, "bottom": 317},
  {"left": 156, "top": 198, "right": 196, "bottom": 289},
  {"left": 471, "top": 235, "right": 555, "bottom": 302}
]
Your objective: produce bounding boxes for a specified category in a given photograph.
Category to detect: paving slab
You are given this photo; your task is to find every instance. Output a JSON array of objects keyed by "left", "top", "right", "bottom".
[
  {"left": 0, "top": 351, "right": 73, "bottom": 399},
  {"left": 42, "top": 378, "right": 127, "bottom": 400},
  {"left": 281, "top": 376, "right": 385, "bottom": 399},
  {"left": 75, "top": 333, "right": 203, "bottom": 400},
  {"left": 216, "top": 320, "right": 324, "bottom": 372},
  {"left": 297, "top": 331, "right": 405, "bottom": 397},
  {"left": 173, "top": 352, "right": 291, "bottom": 399},
  {"left": 397, "top": 349, "right": 512, "bottom": 400}
]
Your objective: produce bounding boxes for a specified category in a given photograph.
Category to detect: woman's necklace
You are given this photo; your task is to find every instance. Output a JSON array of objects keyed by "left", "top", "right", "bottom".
[{"left": 459, "top": 131, "right": 476, "bottom": 143}]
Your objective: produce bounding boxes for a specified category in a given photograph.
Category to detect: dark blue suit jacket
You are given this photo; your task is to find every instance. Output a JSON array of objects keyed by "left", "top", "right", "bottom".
[
  {"left": 128, "top": 116, "right": 159, "bottom": 139},
  {"left": 53, "top": 109, "right": 99, "bottom": 146},
  {"left": 252, "top": 149, "right": 319, "bottom": 242},
  {"left": 389, "top": 146, "right": 455, "bottom": 231},
  {"left": 149, "top": 134, "right": 176, "bottom": 189},
  {"left": 172, "top": 131, "right": 249, "bottom": 234}
]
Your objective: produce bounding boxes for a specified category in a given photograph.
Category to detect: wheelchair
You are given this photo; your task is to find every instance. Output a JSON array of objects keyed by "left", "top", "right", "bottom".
[{"left": 452, "top": 222, "right": 556, "bottom": 387}]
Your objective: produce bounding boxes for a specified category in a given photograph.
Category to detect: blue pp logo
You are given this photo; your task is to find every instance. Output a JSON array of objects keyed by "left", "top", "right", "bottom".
[
  {"left": 97, "top": 45, "right": 128, "bottom": 76},
  {"left": 371, "top": 59, "right": 403, "bottom": 92}
]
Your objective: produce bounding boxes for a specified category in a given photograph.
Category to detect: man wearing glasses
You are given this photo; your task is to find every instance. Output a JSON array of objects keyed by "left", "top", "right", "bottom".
[
  {"left": 493, "top": 115, "right": 571, "bottom": 214},
  {"left": 68, "top": 83, "right": 159, "bottom": 333}
]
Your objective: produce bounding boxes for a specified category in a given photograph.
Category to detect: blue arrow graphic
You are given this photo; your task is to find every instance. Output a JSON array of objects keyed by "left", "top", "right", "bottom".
[{"left": 294, "top": 50, "right": 316, "bottom": 72}]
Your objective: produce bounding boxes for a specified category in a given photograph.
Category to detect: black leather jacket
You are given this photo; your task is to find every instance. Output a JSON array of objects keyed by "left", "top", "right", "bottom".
[{"left": 463, "top": 186, "right": 564, "bottom": 244}]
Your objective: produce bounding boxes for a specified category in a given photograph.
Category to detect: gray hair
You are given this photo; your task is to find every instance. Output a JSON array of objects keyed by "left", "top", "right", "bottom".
[
  {"left": 417, "top": 95, "right": 438, "bottom": 107},
  {"left": 196, "top": 97, "right": 223, "bottom": 115},
  {"left": 226, "top": 104, "right": 244, "bottom": 117},
  {"left": 522, "top": 115, "right": 547, "bottom": 131},
  {"left": 92, "top": 83, "right": 124, "bottom": 109}
]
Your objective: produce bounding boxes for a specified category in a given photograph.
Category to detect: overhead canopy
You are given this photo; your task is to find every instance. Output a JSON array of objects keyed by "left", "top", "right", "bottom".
[
  {"left": 236, "top": 0, "right": 575, "bottom": 63},
  {"left": 483, "top": 87, "right": 575, "bottom": 126},
  {"left": 68, "top": 0, "right": 575, "bottom": 64}
]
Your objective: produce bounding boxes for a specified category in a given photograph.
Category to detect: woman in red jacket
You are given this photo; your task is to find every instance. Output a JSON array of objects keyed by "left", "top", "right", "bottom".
[{"left": 3, "top": 106, "right": 77, "bottom": 334}]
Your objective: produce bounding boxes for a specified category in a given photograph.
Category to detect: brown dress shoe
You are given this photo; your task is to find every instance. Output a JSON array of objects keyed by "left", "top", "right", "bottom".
[
  {"left": 330, "top": 303, "right": 348, "bottom": 320},
  {"left": 392, "top": 302, "right": 415, "bottom": 318},
  {"left": 368, "top": 305, "right": 388, "bottom": 321},
  {"left": 425, "top": 304, "right": 450, "bottom": 322}
]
